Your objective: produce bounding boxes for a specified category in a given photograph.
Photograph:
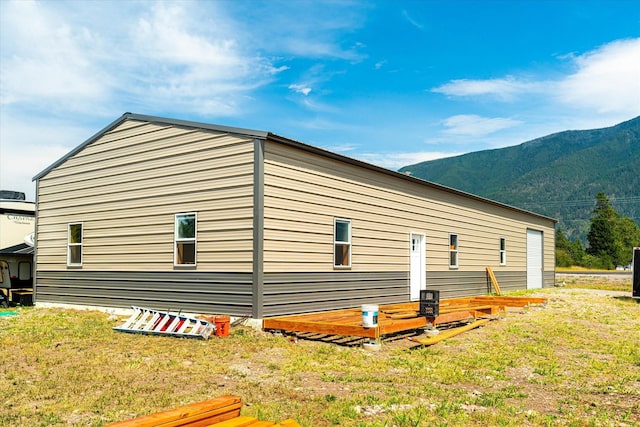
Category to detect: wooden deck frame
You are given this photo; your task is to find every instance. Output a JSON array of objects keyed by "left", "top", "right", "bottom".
[{"left": 262, "top": 296, "right": 546, "bottom": 339}]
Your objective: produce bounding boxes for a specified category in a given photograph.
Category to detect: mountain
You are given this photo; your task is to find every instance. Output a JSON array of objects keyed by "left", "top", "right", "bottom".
[{"left": 399, "top": 116, "right": 640, "bottom": 242}]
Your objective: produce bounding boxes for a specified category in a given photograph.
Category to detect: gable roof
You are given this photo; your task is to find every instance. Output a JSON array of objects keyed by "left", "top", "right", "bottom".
[
  {"left": 32, "top": 112, "right": 269, "bottom": 181},
  {"left": 33, "top": 112, "right": 556, "bottom": 223}
]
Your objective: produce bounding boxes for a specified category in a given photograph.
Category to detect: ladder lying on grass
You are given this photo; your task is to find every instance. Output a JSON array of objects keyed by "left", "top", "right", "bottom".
[{"left": 113, "top": 306, "right": 215, "bottom": 340}]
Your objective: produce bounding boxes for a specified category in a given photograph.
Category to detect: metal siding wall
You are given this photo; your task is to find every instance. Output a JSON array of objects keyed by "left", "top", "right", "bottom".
[
  {"left": 264, "top": 142, "right": 556, "bottom": 275},
  {"left": 36, "top": 270, "right": 253, "bottom": 315},
  {"left": 425, "top": 271, "right": 486, "bottom": 298},
  {"left": 493, "top": 270, "right": 528, "bottom": 293},
  {"left": 426, "top": 270, "right": 527, "bottom": 299},
  {"left": 262, "top": 271, "right": 408, "bottom": 316},
  {"left": 544, "top": 270, "right": 556, "bottom": 288},
  {"left": 36, "top": 120, "right": 255, "bottom": 273}
]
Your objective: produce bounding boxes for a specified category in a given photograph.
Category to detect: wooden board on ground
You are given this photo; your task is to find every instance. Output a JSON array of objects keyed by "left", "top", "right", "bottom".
[
  {"left": 105, "top": 395, "right": 242, "bottom": 427},
  {"left": 409, "top": 318, "right": 491, "bottom": 346},
  {"left": 104, "top": 395, "right": 301, "bottom": 427}
]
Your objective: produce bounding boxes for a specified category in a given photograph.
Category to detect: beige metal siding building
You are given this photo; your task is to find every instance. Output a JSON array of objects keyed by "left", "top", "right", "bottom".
[{"left": 33, "top": 113, "right": 556, "bottom": 318}]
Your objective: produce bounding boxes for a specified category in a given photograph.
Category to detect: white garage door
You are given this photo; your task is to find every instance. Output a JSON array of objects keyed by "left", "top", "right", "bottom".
[{"left": 527, "top": 229, "right": 543, "bottom": 289}]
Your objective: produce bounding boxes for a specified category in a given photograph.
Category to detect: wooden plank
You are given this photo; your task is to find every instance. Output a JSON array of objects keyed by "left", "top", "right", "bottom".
[
  {"left": 469, "top": 307, "right": 503, "bottom": 319},
  {"left": 486, "top": 267, "right": 502, "bottom": 295},
  {"left": 262, "top": 318, "right": 378, "bottom": 338},
  {"left": 381, "top": 306, "right": 418, "bottom": 313},
  {"left": 468, "top": 306, "right": 503, "bottom": 316},
  {"left": 378, "top": 316, "right": 427, "bottom": 335},
  {"left": 389, "top": 312, "right": 418, "bottom": 319},
  {"left": 431, "top": 310, "right": 473, "bottom": 325},
  {"left": 409, "top": 318, "right": 491, "bottom": 345},
  {"left": 209, "top": 416, "right": 261, "bottom": 426},
  {"left": 105, "top": 395, "right": 242, "bottom": 427},
  {"left": 471, "top": 296, "right": 547, "bottom": 307},
  {"left": 439, "top": 297, "right": 475, "bottom": 305},
  {"left": 380, "top": 302, "right": 420, "bottom": 312},
  {"left": 437, "top": 305, "right": 489, "bottom": 313}
]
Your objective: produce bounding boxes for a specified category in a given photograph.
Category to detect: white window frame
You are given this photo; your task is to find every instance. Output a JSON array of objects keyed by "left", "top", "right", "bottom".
[
  {"left": 67, "top": 222, "right": 83, "bottom": 267},
  {"left": 174, "top": 212, "right": 197, "bottom": 267},
  {"left": 334, "top": 218, "right": 352, "bottom": 269},
  {"left": 500, "top": 237, "right": 507, "bottom": 266},
  {"left": 449, "top": 233, "right": 459, "bottom": 269}
]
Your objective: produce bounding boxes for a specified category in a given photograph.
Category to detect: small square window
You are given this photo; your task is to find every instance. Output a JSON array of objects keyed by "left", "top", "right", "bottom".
[
  {"left": 175, "top": 213, "right": 196, "bottom": 266},
  {"left": 500, "top": 237, "right": 507, "bottom": 265}
]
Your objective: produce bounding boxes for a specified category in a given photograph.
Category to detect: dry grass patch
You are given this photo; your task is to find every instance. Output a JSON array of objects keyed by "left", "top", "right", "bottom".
[{"left": 1, "top": 274, "right": 639, "bottom": 426}]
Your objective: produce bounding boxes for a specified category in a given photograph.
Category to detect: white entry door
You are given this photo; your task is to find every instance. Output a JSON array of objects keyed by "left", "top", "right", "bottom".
[
  {"left": 526, "top": 229, "right": 543, "bottom": 289},
  {"left": 410, "top": 233, "right": 426, "bottom": 300}
]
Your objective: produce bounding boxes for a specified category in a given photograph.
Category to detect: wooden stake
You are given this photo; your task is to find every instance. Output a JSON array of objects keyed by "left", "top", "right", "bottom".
[{"left": 486, "top": 267, "right": 502, "bottom": 295}]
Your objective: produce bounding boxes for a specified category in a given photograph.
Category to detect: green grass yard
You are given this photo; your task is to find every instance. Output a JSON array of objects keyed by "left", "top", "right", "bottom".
[{"left": 1, "top": 274, "right": 638, "bottom": 426}]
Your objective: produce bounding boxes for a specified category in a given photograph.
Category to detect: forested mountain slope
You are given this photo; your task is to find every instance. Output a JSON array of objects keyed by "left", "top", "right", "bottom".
[{"left": 399, "top": 116, "right": 640, "bottom": 241}]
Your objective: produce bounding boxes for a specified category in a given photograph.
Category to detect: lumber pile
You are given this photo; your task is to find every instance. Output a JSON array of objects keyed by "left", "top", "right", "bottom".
[{"left": 105, "top": 395, "right": 300, "bottom": 427}]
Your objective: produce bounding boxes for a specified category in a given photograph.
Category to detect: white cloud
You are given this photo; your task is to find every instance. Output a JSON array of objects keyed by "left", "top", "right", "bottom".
[
  {"left": 284, "top": 39, "right": 365, "bottom": 62},
  {"left": 286, "top": 65, "right": 348, "bottom": 111},
  {"left": 441, "top": 115, "right": 522, "bottom": 137},
  {"left": 0, "top": 115, "right": 93, "bottom": 201},
  {"left": 355, "top": 151, "right": 462, "bottom": 171},
  {"left": 325, "top": 143, "right": 359, "bottom": 153},
  {"left": 557, "top": 38, "right": 640, "bottom": 115},
  {"left": 0, "top": 1, "right": 288, "bottom": 117},
  {"left": 0, "top": 1, "right": 110, "bottom": 110},
  {"left": 375, "top": 60, "right": 387, "bottom": 70},
  {"left": 322, "top": 139, "right": 458, "bottom": 170},
  {"left": 431, "top": 76, "right": 538, "bottom": 101},
  {"left": 245, "top": 2, "right": 368, "bottom": 61},
  {"left": 125, "top": 2, "right": 285, "bottom": 115},
  {"left": 431, "top": 38, "right": 640, "bottom": 121},
  {"left": 402, "top": 10, "right": 425, "bottom": 31},
  {"left": 289, "top": 84, "right": 312, "bottom": 96}
]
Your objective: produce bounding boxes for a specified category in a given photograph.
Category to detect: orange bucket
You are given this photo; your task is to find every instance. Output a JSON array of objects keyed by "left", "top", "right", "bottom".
[{"left": 214, "top": 315, "right": 230, "bottom": 337}]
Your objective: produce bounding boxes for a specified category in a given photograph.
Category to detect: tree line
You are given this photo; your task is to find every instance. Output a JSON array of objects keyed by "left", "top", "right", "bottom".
[{"left": 556, "top": 192, "right": 640, "bottom": 269}]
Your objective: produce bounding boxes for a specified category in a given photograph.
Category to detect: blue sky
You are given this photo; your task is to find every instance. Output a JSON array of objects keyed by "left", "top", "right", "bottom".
[{"left": 1, "top": 0, "right": 639, "bottom": 201}]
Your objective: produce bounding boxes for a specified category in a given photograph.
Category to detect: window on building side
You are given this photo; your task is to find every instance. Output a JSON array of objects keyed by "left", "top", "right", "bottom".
[
  {"left": 68, "top": 223, "right": 83, "bottom": 266},
  {"left": 18, "top": 261, "right": 32, "bottom": 280},
  {"left": 334, "top": 218, "right": 351, "bottom": 268},
  {"left": 449, "top": 233, "right": 458, "bottom": 268},
  {"left": 500, "top": 237, "right": 507, "bottom": 265},
  {"left": 175, "top": 213, "right": 196, "bottom": 266}
]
